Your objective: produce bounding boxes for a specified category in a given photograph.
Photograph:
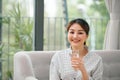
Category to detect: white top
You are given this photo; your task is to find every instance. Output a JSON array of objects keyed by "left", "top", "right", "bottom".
[{"left": 49, "top": 48, "right": 103, "bottom": 80}]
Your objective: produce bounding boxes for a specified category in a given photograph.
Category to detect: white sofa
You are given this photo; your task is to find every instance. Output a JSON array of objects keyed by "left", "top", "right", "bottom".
[{"left": 14, "top": 50, "right": 120, "bottom": 80}]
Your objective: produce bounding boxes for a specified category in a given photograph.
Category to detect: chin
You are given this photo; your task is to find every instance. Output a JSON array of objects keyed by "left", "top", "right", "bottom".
[{"left": 71, "top": 44, "right": 79, "bottom": 47}]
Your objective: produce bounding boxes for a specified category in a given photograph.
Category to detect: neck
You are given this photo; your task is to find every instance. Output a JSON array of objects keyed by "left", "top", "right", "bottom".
[
  {"left": 71, "top": 46, "right": 84, "bottom": 52},
  {"left": 71, "top": 45, "right": 88, "bottom": 56}
]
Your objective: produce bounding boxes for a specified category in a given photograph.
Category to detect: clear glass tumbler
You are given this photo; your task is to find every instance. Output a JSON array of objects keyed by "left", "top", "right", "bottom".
[{"left": 71, "top": 50, "right": 80, "bottom": 80}]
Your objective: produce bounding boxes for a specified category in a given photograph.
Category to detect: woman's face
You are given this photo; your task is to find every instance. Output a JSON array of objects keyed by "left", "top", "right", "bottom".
[{"left": 68, "top": 23, "right": 88, "bottom": 48}]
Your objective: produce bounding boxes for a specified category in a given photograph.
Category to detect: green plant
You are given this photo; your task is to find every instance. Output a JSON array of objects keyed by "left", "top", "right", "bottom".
[
  {"left": 0, "top": 43, "right": 4, "bottom": 57},
  {"left": 0, "top": 42, "right": 4, "bottom": 80},
  {"left": 6, "top": 70, "right": 13, "bottom": 80},
  {"left": 1, "top": 2, "right": 34, "bottom": 80},
  {"left": 8, "top": 2, "right": 33, "bottom": 51}
]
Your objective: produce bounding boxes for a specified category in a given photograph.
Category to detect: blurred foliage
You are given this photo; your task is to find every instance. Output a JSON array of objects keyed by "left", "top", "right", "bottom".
[
  {"left": 87, "top": 0, "right": 109, "bottom": 49},
  {"left": 0, "top": 43, "right": 4, "bottom": 57},
  {"left": 0, "top": 43, "right": 4, "bottom": 80},
  {"left": 1, "top": 1, "right": 33, "bottom": 80},
  {"left": 6, "top": 70, "right": 13, "bottom": 80},
  {"left": 8, "top": 2, "right": 33, "bottom": 51},
  {"left": 88, "top": 0, "right": 109, "bottom": 18}
]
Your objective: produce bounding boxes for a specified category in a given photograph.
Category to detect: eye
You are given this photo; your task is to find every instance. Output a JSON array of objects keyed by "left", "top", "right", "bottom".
[
  {"left": 78, "top": 32, "right": 84, "bottom": 34},
  {"left": 70, "top": 31, "right": 74, "bottom": 34}
]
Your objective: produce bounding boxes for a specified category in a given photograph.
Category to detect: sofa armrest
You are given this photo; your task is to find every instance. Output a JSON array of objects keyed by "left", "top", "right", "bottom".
[{"left": 14, "top": 51, "right": 35, "bottom": 80}]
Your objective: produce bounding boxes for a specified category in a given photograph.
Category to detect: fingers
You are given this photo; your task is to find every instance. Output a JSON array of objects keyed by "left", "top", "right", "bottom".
[
  {"left": 71, "top": 60, "right": 83, "bottom": 66},
  {"left": 71, "top": 58, "right": 84, "bottom": 70}
]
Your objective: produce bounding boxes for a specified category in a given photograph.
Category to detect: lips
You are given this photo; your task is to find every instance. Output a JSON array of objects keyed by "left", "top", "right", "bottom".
[{"left": 72, "top": 40, "right": 80, "bottom": 43}]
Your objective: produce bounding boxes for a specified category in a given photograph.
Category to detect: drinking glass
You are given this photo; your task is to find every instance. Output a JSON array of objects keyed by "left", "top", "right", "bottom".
[
  {"left": 71, "top": 50, "right": 80, "bottom": 80},
  {"left": 71, "top": 50, "right": 80, "bottom": 58}
]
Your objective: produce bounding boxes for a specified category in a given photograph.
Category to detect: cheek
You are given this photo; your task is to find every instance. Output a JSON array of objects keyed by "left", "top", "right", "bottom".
[
  {"left": 67, "top": 33, "right": 72, "bottom": 41},
  {"left": 77, "top": 35, "right": 84, "bottom": 38},
  {"left": 83, "top": 35, "right": 88, "bottom": 40},
  {"left": 68, "top": 34, "right": 71, "bottom": 39},
  {"left": 79, "top": 35, "right": 88, "bottom": 40}
]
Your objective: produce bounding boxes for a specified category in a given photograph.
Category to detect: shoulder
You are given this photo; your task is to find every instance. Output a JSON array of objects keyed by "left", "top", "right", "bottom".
[
  {"left": 53, "top": 48, "right": 71, "bottom": 56},
  {"left": 88, "top": 51, "right": 102, "bottom": 62},
  {"left": 51, "top": 48, "right": 71, "bottom": 60},
  {"left": 86, "top": 51, "right": 103, "bottom": 69},
  {"left": 90, "top": 50, "right": 102, "bottom": 57}
]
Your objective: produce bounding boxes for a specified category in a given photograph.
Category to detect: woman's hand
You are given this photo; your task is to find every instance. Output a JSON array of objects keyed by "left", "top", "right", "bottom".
[
  {"left": 71, "top": 55, "right": 84, "bottom": 71},
  {"left": 71, "top": 55, "right": 89, "bottom": 80}
]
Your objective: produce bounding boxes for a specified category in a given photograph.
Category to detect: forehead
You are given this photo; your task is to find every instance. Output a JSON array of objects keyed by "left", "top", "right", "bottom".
[{"left": 69, "top": 23, "right": 84, "bottom": 30}]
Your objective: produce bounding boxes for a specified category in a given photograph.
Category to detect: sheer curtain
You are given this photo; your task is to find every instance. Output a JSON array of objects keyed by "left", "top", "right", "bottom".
[{"left": 104, "top": 0, "right": 120, "bottom": 50}]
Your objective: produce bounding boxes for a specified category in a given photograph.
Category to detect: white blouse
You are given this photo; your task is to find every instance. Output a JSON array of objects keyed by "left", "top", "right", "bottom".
[{"left": 49, "top": 48, "right": 103, "bottom": 80}]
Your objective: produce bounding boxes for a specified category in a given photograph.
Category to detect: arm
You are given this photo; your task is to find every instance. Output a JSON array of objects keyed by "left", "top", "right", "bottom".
[
  {"left": 71, "top": 57, "right": 89, "bottom": 80},
  {"left": 80, "top": 65, "right": 89, "bottom": 80},
  {"left": 71, "top": 56, "right": 103, "bottom": 80},
  {"left": 89, "top": 58, "right": 103, "bottom": 80},
  {"left": 49, "top": 53, "right": 61, "bottom": 80}
]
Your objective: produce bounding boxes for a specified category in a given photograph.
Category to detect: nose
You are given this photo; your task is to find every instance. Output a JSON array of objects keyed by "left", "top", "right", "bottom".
[{"left": 73, "top": 33, "right": 78, "bottom": 38}]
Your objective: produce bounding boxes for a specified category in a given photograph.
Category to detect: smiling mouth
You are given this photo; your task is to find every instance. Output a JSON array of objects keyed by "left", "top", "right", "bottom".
[{"left": 72, "top": 40, "right": 80, "bottom": 43}]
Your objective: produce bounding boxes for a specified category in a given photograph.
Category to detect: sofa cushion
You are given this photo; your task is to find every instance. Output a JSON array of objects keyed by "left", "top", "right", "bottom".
[
  {"left": 14, "top": 50, "right": 120, "bottom": 80},
  {"left": 92, "top": 50, "right": 120, "bottom": 80}
]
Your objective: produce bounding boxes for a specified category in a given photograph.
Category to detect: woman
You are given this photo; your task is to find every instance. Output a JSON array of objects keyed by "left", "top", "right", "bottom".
[{"left": 50, "top": 18, "right": 103, "bottom": 80}]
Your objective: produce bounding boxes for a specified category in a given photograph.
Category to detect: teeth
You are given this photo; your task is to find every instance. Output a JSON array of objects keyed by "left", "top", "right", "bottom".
[
  {"left": 73, "top": 40, "right": 79, "bottom": 42},
  {"left": 74, "top": 41, "right": 78, "bottom": 42},
  {"left": 73, "top": 40, "right": 79, "bottom": 41},
  {"left": 73, "top": 40, "right": 78, "bottom": 41}
]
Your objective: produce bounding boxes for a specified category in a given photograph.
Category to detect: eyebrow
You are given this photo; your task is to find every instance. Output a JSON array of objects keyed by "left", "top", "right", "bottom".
[{"left": 69, "top": 29, "right": 85, "bottom": 31}]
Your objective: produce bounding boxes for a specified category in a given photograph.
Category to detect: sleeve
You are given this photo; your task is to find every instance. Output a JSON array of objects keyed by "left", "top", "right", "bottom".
[
  {"left": 49, "top": 53, "right": 61, "bottom": 80},
  {"left": 89, "top": 58, "right": 103, "bottom": 80}
]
